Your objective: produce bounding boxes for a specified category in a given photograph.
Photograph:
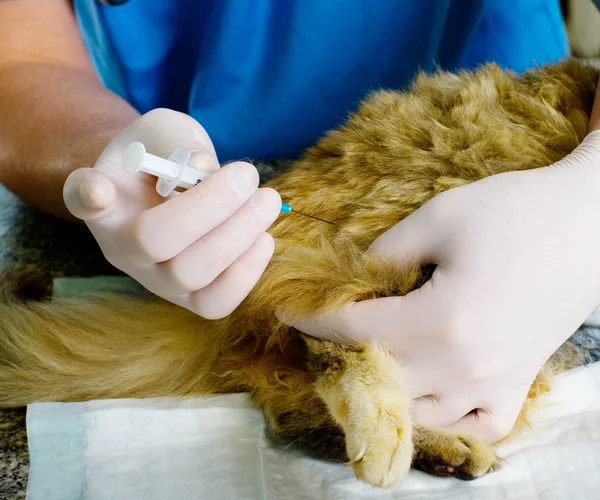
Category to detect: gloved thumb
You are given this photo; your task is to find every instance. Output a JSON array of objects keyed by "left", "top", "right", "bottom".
[
  {"left": 63, "top": 168, "right": 117, "bottom": 222},
  {"left": 366, "top": 199, "right": 446, "bottom": 265}
]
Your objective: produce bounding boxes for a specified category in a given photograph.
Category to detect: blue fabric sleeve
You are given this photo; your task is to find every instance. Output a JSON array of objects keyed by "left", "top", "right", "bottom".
[
  {"left": 74, "top": 0, "right": 569, "bottom": 162},
  {"left": 459, "top": 0, "right": 569, "bottom": 73}
]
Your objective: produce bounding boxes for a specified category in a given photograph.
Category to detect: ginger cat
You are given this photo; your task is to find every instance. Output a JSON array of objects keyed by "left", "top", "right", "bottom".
[{"left": 0, "top": 59, "right": 596, "bottom": 488}]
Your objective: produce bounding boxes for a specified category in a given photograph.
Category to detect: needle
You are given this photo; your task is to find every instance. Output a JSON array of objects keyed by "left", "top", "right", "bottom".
[{"left": 280, "top": 203, "right": 336, "bottom": 226}]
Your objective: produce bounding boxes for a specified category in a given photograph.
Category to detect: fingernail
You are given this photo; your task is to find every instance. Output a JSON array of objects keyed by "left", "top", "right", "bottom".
[
  {"left": 188, "top": 150, "right": 220, "bottom": 173},
  {"left": 226, "top": 162, "right": 259, "bottom": 197},
  {"left": 249, "top": 188, "right": 280, "bottom": 222}
]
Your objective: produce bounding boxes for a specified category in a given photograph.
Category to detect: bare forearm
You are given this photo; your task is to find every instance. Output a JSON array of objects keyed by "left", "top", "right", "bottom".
[
  {"left": 0, "top": 62, "right": 139, "bottom": 220},
  {"left": 589, "top": 78, "right": 600, "bottom": 133}
]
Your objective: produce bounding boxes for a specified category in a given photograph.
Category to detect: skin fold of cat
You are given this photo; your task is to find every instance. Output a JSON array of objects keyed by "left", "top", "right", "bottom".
[{"left": 0, "top": 59, "right": 596, "bottom": 488}]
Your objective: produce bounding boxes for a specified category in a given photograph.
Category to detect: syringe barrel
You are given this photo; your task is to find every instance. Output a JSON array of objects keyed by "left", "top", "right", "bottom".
[
  {"left": 142, "top": 155, "right": 180, "bottom": 180},
  {"left": 179, "top": 164, "right": 211, "bottom": 189}
]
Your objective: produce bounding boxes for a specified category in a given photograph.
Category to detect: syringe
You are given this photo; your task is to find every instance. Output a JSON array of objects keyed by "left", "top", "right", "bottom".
[
  {"left": 122, "top": 142, "right": 211, "bottom": 197},
  {"left": 121, "top": 142, "right": 335, "bottom": 224}
]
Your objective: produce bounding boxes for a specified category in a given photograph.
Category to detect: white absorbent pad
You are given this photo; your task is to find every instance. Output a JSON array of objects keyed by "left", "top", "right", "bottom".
[
  {"left": 24, "top": 277, "right": 600, "bottom": 499},
  {"left": 25, "top": 363, "right": 600, "bottom": 500}
]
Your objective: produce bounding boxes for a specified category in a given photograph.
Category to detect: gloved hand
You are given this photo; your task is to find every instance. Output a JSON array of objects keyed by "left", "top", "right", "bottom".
[
  {"left": 288, "top": 129, "right": 600, "bottom": 443},
  {"left": 64, "top": 108, "right": 281, "bottom": 319}
]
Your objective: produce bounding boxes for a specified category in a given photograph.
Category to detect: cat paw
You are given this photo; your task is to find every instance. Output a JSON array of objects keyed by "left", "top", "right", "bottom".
[
  {"left": 344, "top": 404, "right": 413, "bottom": 488},
  {"left": 412, "top": 428, "right": 500, "bottom": 480}
]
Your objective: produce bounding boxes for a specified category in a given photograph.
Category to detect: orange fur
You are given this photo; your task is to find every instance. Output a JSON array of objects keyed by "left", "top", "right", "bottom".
[{"left": 0, "top": 59, "right": 596, "bottom": 487}]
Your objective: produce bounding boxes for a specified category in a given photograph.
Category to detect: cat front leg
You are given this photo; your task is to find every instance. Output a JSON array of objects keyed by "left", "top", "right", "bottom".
[
  {"left": 304, "top": 336, "right": 414, "bottom": 488},
  {"left": 244, "top": 342, "right": 349, "bottom": 463}
]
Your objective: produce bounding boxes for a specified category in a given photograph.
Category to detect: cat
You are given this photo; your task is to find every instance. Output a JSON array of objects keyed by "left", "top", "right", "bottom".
[{"left": 0, "top": 59, "right": 597, "bottom": 488}]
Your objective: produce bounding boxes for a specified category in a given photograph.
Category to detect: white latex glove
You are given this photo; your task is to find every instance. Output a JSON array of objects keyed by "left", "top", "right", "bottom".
[
  {"left": 63, "top": 108, "right": 281, "bottom": 319},
  {"left": 289, "top": 129, "right": 600, "bottom": 443}
]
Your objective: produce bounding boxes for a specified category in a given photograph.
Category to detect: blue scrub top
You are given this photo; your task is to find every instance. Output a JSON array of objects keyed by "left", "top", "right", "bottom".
[{"left": 74, "top": 0, "right": 568, "bottom": 163}]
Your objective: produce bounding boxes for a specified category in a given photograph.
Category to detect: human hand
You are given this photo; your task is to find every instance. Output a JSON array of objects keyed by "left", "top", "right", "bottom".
[
  {"left": 287, "top": 130, "right": 600, "bottom": 442},
  {"left": 63, "top": 108, "right": 281, "bottom": 319}
]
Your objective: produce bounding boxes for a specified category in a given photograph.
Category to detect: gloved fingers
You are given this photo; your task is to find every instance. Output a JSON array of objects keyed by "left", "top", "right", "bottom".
[
  {"left": 128, "top": 162, "right": 263, "bottom": 264},
  {"left": 411, "top": 392, "right": 481, "bottom": 430},
  {"left": 287, "top": 272, "right": 446, "bottom": 346},
  {"left": 63, "top": 168, "right": 117, "bottom": 222},
  {"left": 182, "top": 232, "right": 275, "bottom": 319},
  {"left": 447, "top": 385, "right": 530, "bottom": 443},
  {"left": 96, "top": 108, "right": 218, "bottom": 167},
  {"left": 366, "top": 196, "right": 449, "bottom": 265},
  {"left": 154, "top": 187, "right": 281, "bottom": 295},
  {"left": 552, "top": 128, "right": 600, "bottom": 170}
]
